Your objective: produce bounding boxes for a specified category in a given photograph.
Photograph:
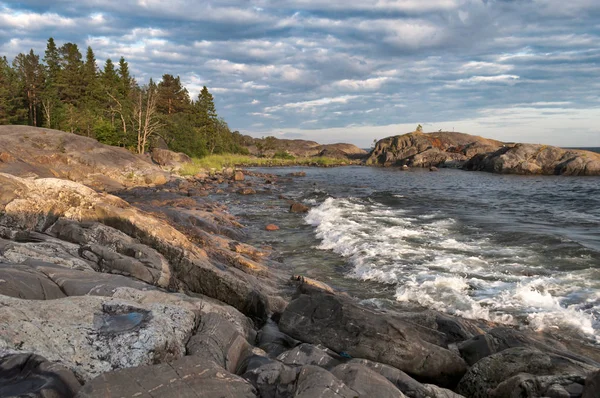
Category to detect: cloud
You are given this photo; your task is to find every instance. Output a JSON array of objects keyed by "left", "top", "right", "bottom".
[{"left": 1, "top": 0, "right": 599, "bottom": 146}]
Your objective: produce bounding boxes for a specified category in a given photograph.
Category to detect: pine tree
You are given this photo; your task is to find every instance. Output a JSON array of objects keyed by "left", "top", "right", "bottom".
[
  {"left": 81, "top": 46, "right": 100, "bottom": 136},
  {"left": 42, "top": 37, "right": 62, "bottom": 128},
  {"left": 13, "top": 50, "right": 44, "bottom": 126},
  {"left": 195, "top": 86, "right": 219, "bottom": 154},
  {"left": 156, "top": 74, "right": 190, "bottom": 115},
  {"left": 58, "top": 43, "right": 84, "bottom": 133}
]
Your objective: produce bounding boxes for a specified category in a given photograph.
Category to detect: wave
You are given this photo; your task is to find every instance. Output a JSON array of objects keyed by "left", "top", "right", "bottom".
[{"left": 305, "top": 196, "right": 600, "bottom": 342}]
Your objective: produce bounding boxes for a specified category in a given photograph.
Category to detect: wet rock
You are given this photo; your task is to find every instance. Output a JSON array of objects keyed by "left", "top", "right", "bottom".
[
  {"left": 0, "top": 353, "right": 81, "bottom": 398},
  {"left": 234, "top": 171, "right": 245, "bottom": 181},
  {"left": 238, "top": 187, "right": 256, "bottom": 195},
  {"left": 429, "top": 166, "right": 439, "bottom": 171},
  {"left": 0, "top": 294, "right": 197, "bottom": 381},
  {"left": 265, "top": 224, "right": 279, "bottom": 231},
  {"left": 289, "top": 202, "right": 309, "bottom": 213},
  {"left": 289, "top": 171, "right": 306, "bottom": 177},
  {"left": 402, "top": 165, "right": 409, "bottom": 170},
  {"left": 76, "top": 356, "right": 257, "bottom": 398},
  {"left": 457, "top": 347, "right": 598, "bottom": 398},
  {"left": 279, "top": 290, "right": 467, "bottom": 387},
  {"left": 186, "top": 312, "right": 253, "bottom": 374},
  {"left": 457, "top": 327, "right": 600, "bottom": 367},
  {"left": 277, "top": 343, "right": 341, "bottom": 369},
  {"left": 332, "top": 363, "right": 405, "bottom": 397}
]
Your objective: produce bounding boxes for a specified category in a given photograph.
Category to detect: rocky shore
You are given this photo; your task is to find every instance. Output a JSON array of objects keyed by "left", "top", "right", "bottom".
[
  {"left": 1, "top": 126, "right": 600, "bottom": 398},
  {"left": 367, "top": 131, "right": 600, "bottom": 176}
]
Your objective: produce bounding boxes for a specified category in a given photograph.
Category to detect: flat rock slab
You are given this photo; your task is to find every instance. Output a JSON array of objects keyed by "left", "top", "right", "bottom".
[
  {"left": 0, "top": 353, "right": 81, "bottom": 398},
  {"left": 76, "top": 356, "right": 257, "bottom": 398},
  {"left": 0, "top": 294, "right": 196, "bottom": 381}
]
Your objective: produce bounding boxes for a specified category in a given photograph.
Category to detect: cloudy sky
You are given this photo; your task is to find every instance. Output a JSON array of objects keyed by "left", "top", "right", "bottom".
[{"left": 1, "top": 0, "right": 599, "bottom": 147}]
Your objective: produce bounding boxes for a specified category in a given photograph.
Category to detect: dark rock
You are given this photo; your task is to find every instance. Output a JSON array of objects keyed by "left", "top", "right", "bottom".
[
  {"left": 0, "top": 263, "right": 66, "bottom": 300},
  {"left": 489, "top": 373, "right": 586, "bottom": 398},
  {"left": 186, "top": 312, "right": 253, "bottom": 374},
  {"left": 242, "top": 359, "right": 300, "bottom": 397},
  {"left": 457, "top": 347, "right": 598, "bottom": 398},
  {"left": 289, "top": 171, "right": 306, "bottom": 177},
  {"left": 75, "top": 356, "right": 257, "bottom": 397},
  {"left": 278, "top": 291, "right": 468, "bottom": 387},
  {"left": 583, "top": 369, "right": 600, "bottom": 398},
  {"left": 289, "top": 202, "right": 309, "bottom": 213},
  {"left": 0, "top": 354, "right": 81, "bottom": 398},
  {"left": 331, "top": 363, "right": 405, "bottom": 397},
  {"left": 257, "top": 319, "right": 300, "bottom": 357},
  {"left": 429, "top": 166, "right": 439, "bottom": 171},
  {"left": 295, "top": 365, "right": 358, "bottom": 398},
  {"left": 277, "top": 343, "right": 341, "bottom": 369}
]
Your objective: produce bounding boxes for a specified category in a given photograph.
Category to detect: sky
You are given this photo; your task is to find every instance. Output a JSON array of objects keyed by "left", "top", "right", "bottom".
[{"left": 1, "top": 0, "right": 599, "bottom": 147}]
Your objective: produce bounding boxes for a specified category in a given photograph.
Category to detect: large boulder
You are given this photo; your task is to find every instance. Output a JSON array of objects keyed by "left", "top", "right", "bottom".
[
  {"left": 0, "top": 294, "right": 197, "bottom": 381},
  {"left": 331, "top": 363, "right": 405, "bottom": 397},
  {"left": 457, "top": 347, "right": 599, "bottom": 398},
  {"left": 150, "top": 147, "right": 191, "bottom": 170},
  {"left": 76, "top": 356, "right": 257, "bottom": 398},
  {"left": 0, "top": 353, "right": 81, "bottom": 398},
  {"left": 278, "top": 290, "right": 468, "bottom": 387},
  {"left": 0, "top": 263, "right": 66, "bottom": 300},
  {"left": 464, "top": 143, "right": 600, "bottom": 176}
]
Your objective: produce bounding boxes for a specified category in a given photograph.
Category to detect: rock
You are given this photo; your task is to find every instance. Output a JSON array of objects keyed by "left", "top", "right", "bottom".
[
  {"left": 242, "top": 359, "right": 300, "bottom": 397},
  {"left": 291, "top": 275, "right": 336, "bottom": 294},
  {"left": 186, "top": 312, "right": 253, "bottom": 374},
  {"left": 0, "top": 353, "right": 81, "bottom": 398},
  {"left": 278, "top": 290, "right": 468, "bottom": 387},
  {"left": 0, "top": 294, "right": 197, "bottom": 381},
  {"left": 583, "top": 369, "right": 600, "bottom": 398},
  {"left": 295, "top": 365, "right": 358, "bottom": 398},
  {"left": 456, "top": 347, "right": 598, "bottom": 398},
  {"left": 150, "top": 147, "right": 191, "bottom": 169},
  {"left": 246, "top": 137, "right": 366, "bottom": 159},
  {"left": 331, "top": 363, "right": 405, "bottom": 397},
  {"left": 348, "top": 358, "right": 464, "bottom": 398},
  {"left": 289, "top": 171, "right": 306, "bottom": 177},
  {"left": 429, "top": 166, "right": 439, "bottom": 171},
  {"left": 238, "top": 187, "right": 256, "bottom": 195},
  {"left": 75, "top": 356, "right": 257, "bottom": 398},
  {"left": 257, "top": 319, "right": 300, "bottom": 357},
  {"left": 234, "top": 171, "right": 245, "bottom": 181},
  {"left": 0, "top": 263, "right": 66, "bottom": 300},
  {"left": 277, "top": 343, "right": 341, "bottom": 369},
  {"left": 463, "top": 143, "right": 600, "bottom": 176},
  {"left": 457, "top": 327, "right": 600, "bottom": 367},
  {"left": 366, "top": 131, "right": 501, "bottom": 168},
  {"left": 265, "top": 224, "right": 279, "bottom": 231},
  {"left": 487, "top": 373, "right": 586, "bottom": 398},
  {"left": 401, "top": 165, "right": 409, "bottom": 170},
  {"left": 289, "top": 202, "right": 309, "bottom": 213}
]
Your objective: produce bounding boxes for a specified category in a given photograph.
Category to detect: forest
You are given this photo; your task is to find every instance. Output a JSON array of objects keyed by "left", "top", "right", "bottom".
[{"left": 0, "top": 37, "right": 249, "bottom": 157}]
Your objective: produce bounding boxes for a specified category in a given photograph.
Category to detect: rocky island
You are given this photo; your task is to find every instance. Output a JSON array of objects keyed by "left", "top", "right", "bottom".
[
  {"left": 367, "top": 131, "right": 600, "bottom": 176},
  {"left": 1, "top": 125, "right": 600, "bottom": 398}
]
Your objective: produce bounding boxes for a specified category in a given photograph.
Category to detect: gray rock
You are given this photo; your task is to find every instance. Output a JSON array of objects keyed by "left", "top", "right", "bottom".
[
  {"left": 186, "top": 312, "right": 253, "bottom": 374},
  {"left": 242, "top": 359, "right": 300, "bottom": 398},
  {"left": 295, "top": 365, "right": 358, "bottom": 398},
  {"left": 277, "top": 343, "right": 341, "bottom": 369},
  {"left": 331, "top": 362, "right": 405, "bottom": 397},
  {"left": 278, "top": 291, "right": 467, "bottom": 387},
  {"left": 76, "top": 356, "right": 257, "bottom": 398},
  {"left": 457, "top": 347, "right": 598, "bottom": 398},
  {"left": 257, "top": 319, "right": 300, "bottom": 357},
  {"left": 583, "top": 369, "right": 600, "bottom": 398},
  {"left": 0, "top": 263, "right": 66, "bottom": 300},
  {"left": 0, "top": 353, "right": 81, "bottom": 398},
  {"left": 0, "top": 294, "right": 197, "bottom": 381},
  {"left": 488, "top": 373, "right": 586, "bottom": 398},
  {"left": 348, "top": 358, "right": 464, "bottom": 398}
]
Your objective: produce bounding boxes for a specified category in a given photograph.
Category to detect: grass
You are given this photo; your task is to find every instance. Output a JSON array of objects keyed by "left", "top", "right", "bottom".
[{"left": 179, "top": 154, "right": 355, "bottom": 176}]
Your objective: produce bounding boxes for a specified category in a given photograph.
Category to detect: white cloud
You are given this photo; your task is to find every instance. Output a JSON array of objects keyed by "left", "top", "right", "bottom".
[
  {"left": 333, "top": 77, "right": 391, "bottom": 91},
  {"left": 264, "top": 95, "right": 359, "bottom": 112}
]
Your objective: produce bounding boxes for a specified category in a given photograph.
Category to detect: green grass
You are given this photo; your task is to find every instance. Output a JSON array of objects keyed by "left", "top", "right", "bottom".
[{"left": 179, "top": 154, "right": 355, "bottom": 175}]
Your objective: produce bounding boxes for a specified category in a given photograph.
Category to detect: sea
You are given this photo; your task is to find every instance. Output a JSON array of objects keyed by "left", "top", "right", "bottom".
[{"left": 224, "top": 164, "right": 600, "bottom": 343}]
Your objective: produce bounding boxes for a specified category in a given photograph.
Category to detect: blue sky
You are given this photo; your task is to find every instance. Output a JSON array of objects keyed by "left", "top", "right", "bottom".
[{"left": 1, "top": 0, "right": 599, "bottom": 147}]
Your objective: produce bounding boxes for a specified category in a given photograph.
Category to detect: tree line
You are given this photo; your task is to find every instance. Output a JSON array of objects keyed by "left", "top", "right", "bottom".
[{"left": 0, "top": 37, "right": 248, "bottom": 156}]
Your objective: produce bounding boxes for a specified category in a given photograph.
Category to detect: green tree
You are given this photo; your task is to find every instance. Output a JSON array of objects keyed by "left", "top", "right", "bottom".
[
  {"left": 195, "top": 86, "right": 218, "bottom": 153},
  {"left": 13, "top": 50, "right": 44, "bottom": 126},
  {"left": 42, "top": 37, "right": 62, "bottom": 128},
  {"left": 0, "top": 56, "right": 27, "bottom": 124},
  {"left": 157, "top": 74, "right": 190, "bottom": 115}
]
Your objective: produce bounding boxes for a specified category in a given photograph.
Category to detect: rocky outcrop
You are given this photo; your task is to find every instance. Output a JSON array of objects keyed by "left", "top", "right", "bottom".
[
  {"left": 246, "top": 136, "right": 367, "bottom": 159},
  {"left": 464, "top": 143, "right": 600, "bottom": 176},
  {"left": 367, "top": 130, "right": 600, "bottom": 175},
  {"left": 366, "top": 132, "right": 502, "bottom": 168},
  {"left": 278, "top": 289, "right": 468, "bottom": 387},
  {"left": 0, "top": 125, "right": 169, "bottom": 191},
  {"left": 150, "top": 147, "right": 191, "bottom": 171}
]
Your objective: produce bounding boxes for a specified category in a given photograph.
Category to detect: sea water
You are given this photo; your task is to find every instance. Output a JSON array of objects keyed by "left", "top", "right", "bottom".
[{"left": 228, "top": 166, "right": 600, "bottom": 342}]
